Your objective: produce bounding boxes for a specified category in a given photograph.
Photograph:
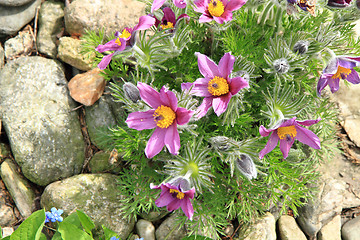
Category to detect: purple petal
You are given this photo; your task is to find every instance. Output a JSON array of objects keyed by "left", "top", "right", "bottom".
[
  {"left": 95, "top": 39, "right": 120, "bottom": 53},
  {"left": 177, "top": 14, "right": 190, "bottom": 22},
  {"left": 279, "top": 137, "right": 295, "bottom": 159},
  {"left": 199, "top": 14, "right": 214, "bottom": 23},
  {"left": 126, "top": 110, "right": 156, "bottom": 130},
  {"left": 164, "top": 124, "right": 180, "bottom": 155},
  {"left": 279, "top": 117, "right": 297, "bottom": 127},
  {"left": 173, "top": 0, "right": 187, "bottom": 8},
  {"left": 167, "top": 198, "right": 182, "bottom": 211},
  {"left": 342, "top": 56, "right": 360, "bottom": 64},
  {"left": 137, "top": 82, "right": 162, "bottom": 109},
  {"left": 176, "top": 107, "right": 194, "bottom": 125},
  {"left": 346, "top": 69, "right": 360, "bottom": 84},
  {"left": 328, "top": 78, "right": 340, "bottom": 93},
  {"left": 195, "top": 97, "right": 213, "bottom": 119},
  {"left": 160, "top": 87, "right": 178, "bottom": 111},
  {"left": 196, "top": 52, "right": 221, "bottom": 78},
  {"left": 218, "top": 52, "right": 235, "bottom": 79},
  {"left": 213, "top": 16, "right": 227, "bottom": 24},
  {"left": 296, "top": 118, "right": 321, "bottom": 126},
  {"left": 184, "top": 187, "right": 195, "bottom": 199},
  {"left": 317, "top": 75, "right": 330, "bottom": 97},
  {"left": 151, "top": 0, "right": 166, "bottom": 12},
  {"left": 163, "top": 7, "right": 176, "bottom": 24},
  {"left": 295, "top": 125, "right": 321, "bottom": 150},
  {"left": 212, "top": 94, "right": 232, "bottom": 116},
  {"left": 181, "top": 82, "right": 193, "bottom": 91},
  {"left": 225, "top": 0, "right": 247, "bottom": 11},
  {"left": 229, "top": 77, "right": 249, "bottom": 95},
  {"left": 337, "top": 57, "right": 357, "bottom": 69},
  {"left": 180, "top": 198, "right": 194, "bottom": 220},
  {"left": 133, "top": 15, "right": 156, "bottom": 31},
  {"left": 145, "top": 127, "right": 166, "bottom": 158},
  {"left": 194, "top": 0, "right": 207, "bottom": 13},
  {"left": 155, "top": 190, "right": 174, "bottom": 207},
  {"left": 191, "top": 78, "right": 212, "bottom": 97},
  {"left": 259, "top": 125, "right": 275, "bottom": 137},
  {"left": 259, "top": 132, "right": 279, "bottom": 159},
  {"left": 97, "top": 53, "right": 114, "bottom": 70}
]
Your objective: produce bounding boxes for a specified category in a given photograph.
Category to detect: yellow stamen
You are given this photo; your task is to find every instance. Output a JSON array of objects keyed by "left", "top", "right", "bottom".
[
  {"left": 170, "top": 189, "right": 185, "bottom": 199},
  {"left": 160, "top": 21, "right": 174, "bottom": 30},
  {"left": 208, "top": 0, "right": 225, "bottom": 17},
  {"left": 119, "top": 29, "right": 131, "bottom": 39},
  {"left": 208, "top": 76, "right": 229, "bottom": 96},
  {"left": 115, "top": 38, "right": 122, "bottom": 46},
  {"left": 153, "top": 105, "right": 176, "bottom": 129},
  {"left": 277, "top": 125, "right": 297, "bottom": 140},
  {"left": 332, "top": 65, "right": 352, "bottom": 80}
]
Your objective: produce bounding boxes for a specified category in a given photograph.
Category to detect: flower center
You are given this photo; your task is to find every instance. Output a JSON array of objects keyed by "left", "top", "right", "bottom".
[
  {"left": 332, "top": 65, "right": 352, "bottom": 80},
  {"left": 115, "top": 38, "right": 122, "bottom": 46},
  {"left": 277, "top": 125, "right": 297, "bottom": 140},
  {"left": 208, "top": 76, "right": 229, "bottom": 96},
  {"left": 169, "top": 189, "right": 185, "bottom": 199},
  {"left": 119, "top": 29, "right": 131, "bottom": 39},
  {"left": 160, "top": 20, "right": 174, "bottom": 30},
  {"left": 153, "top": 105, "right": 176, "bottom": 128},
  {"left": 208, "top": 0, "right": 225, "bottom": 17}
]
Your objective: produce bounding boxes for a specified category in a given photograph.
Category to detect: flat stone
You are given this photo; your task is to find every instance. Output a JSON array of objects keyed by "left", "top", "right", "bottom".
[
  {"left": 0, "top": 160, "right": 35, "bottom": 218},
  {"left": 136, "top": 219, "right": 155, "bottom": 240},
  {"left": 0, "top": 204, "right": 16, "bottom": 226},
  {"left": 37, "top": 0, "right": 64, "bottom": 58},
  {"left": 278, "top": 215, "right": 307, "bottom": 240},
  {"left": 318, "top": 215, "right": 341, "bottom": 240},
  {"left": 0, "top": 0, "right": 41, "bottom": 36},
  {"left": 68, "top": 68, "right": 106, "bottom": 106},
  {"left": 342, "top": 215, "right": 360, "bottom": 240},
  {"left": 0, "top": 56, "right": 85, "bottom": 186},
  {"left": 239, "top": 212, "right": 276, "bottom": 240},
  {"left": 342, "top": 118, "right": 360, "bottom": 148},
  {"left": 64, "top": 0, "right": 146, "bottom": 37},
  {"left": 4, "top": 29, "right": 34, "bottom": 60},
  {"left": 155, "top": 213, "right": 187, "bottom": 240},
  {"left": 57, "top": 37, "right": 94, "bottom": 71},
  {"left": 41, "top": 173, "right": 135, "bottom": 239},
  {"left": 0, "top": 0, "right": 33, "bottom": 7}
]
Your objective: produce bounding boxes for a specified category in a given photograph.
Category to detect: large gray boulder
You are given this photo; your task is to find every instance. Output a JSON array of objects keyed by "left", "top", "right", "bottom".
[
  {"left": 41, "top": 174, "right": 135, "bottom": 239},
  {"left": 0, "top": 56, "right": 85, "bottom": 186},
  {"left": 0, "top": 0, "right": 33, "bottom": 7}
]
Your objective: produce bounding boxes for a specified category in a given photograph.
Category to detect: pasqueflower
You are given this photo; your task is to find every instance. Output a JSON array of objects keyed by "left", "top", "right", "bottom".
[
  {"left": 327, "top": 0, "right": 352, "bottom": 8},
  {"left": 126, "top": 83, "right": 193, "bottom": 158},
  {"left": 153, "top": 7, "right": 189, "bottom": 32},
  {"left": 150, "top": 176, "right": 195, "bottom": 220},
  {"left": 182, "top": 52, "right": 248, "bottom": 118},
  {"left": 45, "top": 207, "right": 63, "bottom": 223},
  {"left": 96, "top": 15, "right": 155, "bottom": 70},
  {"left": 317, "top": 56, "right": 360, "bottom": 96},
  {"left": 151, "top": 0, "right": 186, "bottom": 13},
  {"left": 259, "top": 117, "right": 321, "bottom": 159},
  {"left": 194, "top": 0, "right": 247, "bottom": 24}
]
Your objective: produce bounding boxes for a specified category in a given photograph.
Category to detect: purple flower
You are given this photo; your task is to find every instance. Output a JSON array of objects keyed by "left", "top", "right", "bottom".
[
  {"left": 151, "top": 0, "right": 187, "bottom": 13},
  {"left": 259, "top": 117, "right": 321, "bottom": 159},
  {"left": 182, "top": 52, "right": 249, "bottom": 119},
  {"left": 45, "top": 207, "right": 63, "bottom": 223},
  {"left": 95, "top": 15, "right": 155, "bottom": 70},
  {"left": 327, "top": 0, "right": 352, "bottom": 8},
  {"left": 317, "top": 56, "right": 360, "bottom": 96},
  {"left": 150, "top": 177, "right": 195, "bottom": 220},
  {"left": 153, "top": 7, "right": 189, "bottom": 32},
  {"left": 126, "top": 83, "right": 194, "bottom": 158},
  {"left": 194, "top": 0, "right": 247, "bottom": 24}
]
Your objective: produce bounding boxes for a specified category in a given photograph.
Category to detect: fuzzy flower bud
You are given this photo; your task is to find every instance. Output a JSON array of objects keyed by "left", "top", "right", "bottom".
[
  {"left": 293, "top": 40, "right": 309, "bottom": 54},
  {"left": 123, "top": 82, "right": 140, "bottom": 103},
  {"left": 273, "top": 58, "right": 290, "bottom": 74},
  {"left": 235, "top": 153, "right": 257, "bottom": 180},
  {"left": 209, "top": 136, "right": 231, "bottom": 151}
]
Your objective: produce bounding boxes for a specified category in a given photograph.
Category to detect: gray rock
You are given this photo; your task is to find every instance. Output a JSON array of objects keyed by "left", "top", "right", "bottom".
[
  {"left": 0, "top": 159, "right": 35, "bottom": 218},
  {"left": 0, "top": 0, "right": 41, "bottom": 36},
  {"left": 0, "top": 44, "right": 4, "bottom": 68},
  {"left": 136, "top": 219, "right": 155, "bottom": 240},
  {"left": 1, "top": 227, "right": 14, "bottom": 238},
  {"left": 238, "top": 212, "right": 276, "bottom": 240},
  {"left": 0, "top": 204, "right": 16, "bottom": 226},
  {"left": 0, "top": 56, "right": 85, "bottom": 186},
  {"left": 318, "top": 215, "right": 341, "bottom": 240},
  {"left": 0, "top": 143, "right": 10, "bottom": 159},
  {"left": 138, "top": 209, "right": 169, "bottom": 222},
  {"left": 41, "top": 173, "right": 135, "bottom": 239},
  {"left": 64, "top": 0, "right": 146, "bottom": 37},
  {"left": 278, "top": 215, "right": 307, "bottom": 240},
  {"left": 37, "top": 0, "right": 64, "bottom": 58},
  {"left": 4, "top": 30, "right": 34, "bottom": 60},
  {"left": 0, "top": 0, "right": 33, "bottom": 7},
  {"left": 57, "top": 37, "right": 94, "bottom": 71},
  {"left": 155, "top": 213, "right": 187, "bottom": 240},
  {"left": 342, "top": 215, "right": 360, "bottom": 240},
  {"left": 89, "top": 151, "right": 121, "bottom": 173}
]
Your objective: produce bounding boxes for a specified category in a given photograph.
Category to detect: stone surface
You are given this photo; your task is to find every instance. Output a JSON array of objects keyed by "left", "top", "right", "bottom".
[
  {"left": 239, "top": 212, "right": 276, "bottom": 240},
  {"left": 37, "top": 0, "right": 64, "bottom": 58},
  {"left": 0, "top": 56, "right": 85, "bottom": 186},
  {"left": 136, "top": 219, "right": 155, "bottom": 240},
  {"left": 89, "top": 151, "right": 121, "bottom": 173},
  {"left": 57, "top": 37, "right": 94, "bottom": 71},
  {"left": 138, "top": 209, "right": 169, "bottom": 222},
  {"left": 41, "top": 174, "right": 135, "bottom": 239},
  {"left": 0, "top": 160, "right": 35, "bottom": 218},
  {"left": 4, "top": 29, "right": 34, "bottom": 60},
  {"left": 0, "top": 0, "right": 33, "bottom": 7},
  {"left": 318, "top": 215, "right": 341, "bottom": 240},
  {"left": 64, "top": 0, "right": 146, "bottom": 37},
  {"left": 68, "top": 68, "right": 106, "bottom": 106},
  {"left": 0, "top": 204, "right": 16, "bottom": 226},
  {"left": 342, "top": 118, "right": 360, "bottom": 148},
  {"left": 0, "top": 44, "right": 4, "bottom": 69},
  {"left": 0, "top": 0, "right": 41, "bottom": 36},
  {"left": 0, "top": 143, "right": 10, "bottom": 160},
  {"left": 155, "top": 213, "right": 187, "bottom": 240},
  {"left": 1, "top": 227, "right": 14, "bottom": 237},
  {"left": 278, "top": 215, "right": 307, "bottom": 240},
  {"left": 341, "top": 215, "right": 360, "bottom": 240}
]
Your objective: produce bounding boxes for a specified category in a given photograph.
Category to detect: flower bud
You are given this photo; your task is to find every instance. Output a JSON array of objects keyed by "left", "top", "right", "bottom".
[
  {"left": 209, "top": 136, "right": 231, "bottom": 151},
  {"left": 293, "top": 40, "right": 309, "bottom": 54},
  {"left": 273, "top": 58, "right": 290, "bottom": 74},
  {"left": 327, "top": 0, "right": 352, "bottom": 8},
  {"left": 123, "top": 82, "right": 140, "bottom": 103},
  {"left": 235, "top": 153, "right": 257, "bottom": 180}
]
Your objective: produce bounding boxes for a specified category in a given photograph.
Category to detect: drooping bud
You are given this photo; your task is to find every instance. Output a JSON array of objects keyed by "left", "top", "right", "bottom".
[
  {"left": 209, "top": 136, "right": 231, "bottom": 151},
  {"left": 235, "top": 153, "right": 257, "bottom": 180},
  {"left": 123, "top": 82, "right": 140, "bottom": 103},
  {"left": 273, "top": 58, "right": 290, "bottom": 74},
  {"left": 293, "top": 40, "right": 309, "bottom": 54}
]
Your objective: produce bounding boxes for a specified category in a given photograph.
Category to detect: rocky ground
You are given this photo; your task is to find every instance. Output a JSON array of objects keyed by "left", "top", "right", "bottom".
[{"left": 1, "top": 0, "right": 360, "bottom": 239}]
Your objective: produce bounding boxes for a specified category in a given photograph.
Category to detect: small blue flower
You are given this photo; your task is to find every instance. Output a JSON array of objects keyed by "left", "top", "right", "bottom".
[
  {"left": 45, "top": 207, "right": 64, "bottom": 223},
  {"left": 135, "top": 238, "right": 144, "bottom": 240},
  {"left": 110, "top": 237, "right": 119, "bottom": 240}
]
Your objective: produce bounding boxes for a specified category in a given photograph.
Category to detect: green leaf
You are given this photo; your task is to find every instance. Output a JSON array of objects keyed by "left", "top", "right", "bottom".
[
  {"left": 181, "top": 236, "right": 213, "bottom": 240},
  {"left": 0, "top": 225, "right": 2, "bottom": 238},
  {"left": 76, "top": 210, "right": 95, "bottom": 237},
  {"left": 2, "top": 237, "right": 10, "bottom": 240},
  {"left": 62, "top": 212, "right": 82, "bottom": 229},
  {"left": 58, "top": 222, "right": 93, "bottom": 240},
  {"left": 10, "top": 209, "right": 46, "bottom": 240},
  {"left": 51, "top": 232, "right": 63, "bottom": 240},
  {"left": 39, "top": 233, "right": 47, "bottom": 240},
  {"left": 101, "top": 225, "right": 119, "bottom": 240}
]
